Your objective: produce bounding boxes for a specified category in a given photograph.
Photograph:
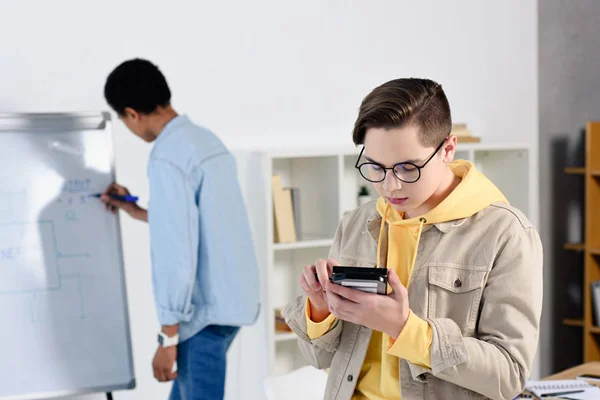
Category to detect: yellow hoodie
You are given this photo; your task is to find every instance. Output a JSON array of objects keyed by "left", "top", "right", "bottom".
[{"left": 306, "top": 160, "right": 508, "bottom": 399}]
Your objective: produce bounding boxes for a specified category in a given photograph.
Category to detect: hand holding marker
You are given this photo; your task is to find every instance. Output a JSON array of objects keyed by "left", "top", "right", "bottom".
[
  {"left": 89, "top": 193, "right": 139, "bottom": 202},
  {"left": 93, "top": 183, "right": 147, "bottom": 222}
]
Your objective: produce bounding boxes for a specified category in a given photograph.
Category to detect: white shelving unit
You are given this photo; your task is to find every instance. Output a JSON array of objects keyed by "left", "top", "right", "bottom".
[{"left": 234, "top": 141, "right": 538, "bottom": 389}]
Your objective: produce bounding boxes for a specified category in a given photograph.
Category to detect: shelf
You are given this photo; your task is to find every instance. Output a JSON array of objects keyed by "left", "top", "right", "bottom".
[
  {"left": 563, "top": 167, "right": 600, "bottom": 176},
  {"left": 563, "top": 243, "right": 600, "bottom": 254},
  {"left": 565, "top": 167, "right": 586, "bottom": 175},
  {"left": 563, "top": 318, "right": 584, "bottom": 327},
  {"left": 590, "top": 326, "right": 600, "bottom": 334},
  {"left": 274, "top": 331, "right": 298, "bottom": 342},
  {"left": 273, "top": 238, "right": 333, "bottom": 251},
  {"left": 565, "top": 243, "right": 586, "bottom": 252}
]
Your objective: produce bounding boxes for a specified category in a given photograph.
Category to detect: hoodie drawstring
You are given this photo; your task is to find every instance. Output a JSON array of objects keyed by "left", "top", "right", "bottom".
[
  {"left": 406, "top": 217, "right": 425, "bottom": 290},
  {"left": 376, "top": 203, "right": 426, "bottom": 290},
  {"left": 376, "top": 203, "right": 390, "bottom": 269}
]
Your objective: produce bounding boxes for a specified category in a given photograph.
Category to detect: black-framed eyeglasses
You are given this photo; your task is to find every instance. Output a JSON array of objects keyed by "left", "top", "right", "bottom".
[{"left": 354, "top": 138, "right": 448, "bottom": 183}]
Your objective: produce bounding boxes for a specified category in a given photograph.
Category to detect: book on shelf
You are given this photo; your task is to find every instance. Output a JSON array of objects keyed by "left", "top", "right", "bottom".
[
  {"left": 272, "top": 175, "right": 297, "bottom": 243},
  {"left": 275, "top": 308, "right": 292, "bottom": 332},
  {"left": 592, "top": 280, "right": 600, "bottom": 326},
  {"left": 289, "top": 187, "right": 302, "bottom": 241},
  {"left": 457, "top": 136, "right": 481, "bottom": 143}
]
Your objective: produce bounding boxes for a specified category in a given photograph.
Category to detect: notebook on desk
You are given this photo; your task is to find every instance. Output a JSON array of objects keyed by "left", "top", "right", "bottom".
[{"left": 520, "top": 379, "right": 600, "bottom": 399}]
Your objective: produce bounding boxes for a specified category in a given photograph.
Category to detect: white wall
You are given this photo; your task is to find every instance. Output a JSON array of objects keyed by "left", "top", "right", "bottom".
[{"left": 0, "top": 0, "right": 539, "bottom": 398}]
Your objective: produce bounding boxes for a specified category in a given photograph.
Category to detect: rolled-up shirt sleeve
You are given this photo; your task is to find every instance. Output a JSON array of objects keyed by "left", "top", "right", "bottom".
[{"left": 148, "top": 158, "right": 200, "bottom": 326}]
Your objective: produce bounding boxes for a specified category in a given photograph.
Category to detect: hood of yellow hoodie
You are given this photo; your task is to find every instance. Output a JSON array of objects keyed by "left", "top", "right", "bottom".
[{"left": 375, "top": 160, "right": 508, "bottom": 288}]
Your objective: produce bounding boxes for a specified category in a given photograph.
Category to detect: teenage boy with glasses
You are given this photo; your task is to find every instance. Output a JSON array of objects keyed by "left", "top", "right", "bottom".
[{"left": 283, "top": 78, "right": 542, "bottom": 399}]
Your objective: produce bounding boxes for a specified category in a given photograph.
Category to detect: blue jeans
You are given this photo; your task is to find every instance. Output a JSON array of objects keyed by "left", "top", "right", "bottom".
[{"left": 169, "top": 325, "right": 240, "bottom": 400}]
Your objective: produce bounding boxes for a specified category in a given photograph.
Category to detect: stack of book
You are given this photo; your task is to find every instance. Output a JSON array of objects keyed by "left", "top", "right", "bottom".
[{"left": 451, "top": 123, "right": 481, "bottom": 143}]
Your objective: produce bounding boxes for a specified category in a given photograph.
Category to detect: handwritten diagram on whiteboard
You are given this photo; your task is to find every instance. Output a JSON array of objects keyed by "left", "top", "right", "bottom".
[{"left": 0, "top": 188, "right": 91, "bottom": 322}]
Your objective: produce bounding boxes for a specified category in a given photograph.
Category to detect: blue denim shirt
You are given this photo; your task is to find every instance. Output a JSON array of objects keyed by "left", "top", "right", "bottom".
[{"left": 147, "top": 115, "right": 260, "bottom": 342}]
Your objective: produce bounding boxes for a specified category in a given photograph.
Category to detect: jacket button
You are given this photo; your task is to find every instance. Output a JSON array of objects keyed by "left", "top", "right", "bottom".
[
  {"left": 454, "top": 279, "right": 462, "bottom": 288},
  {"left": 347, "top": 374, "right": 354, "bottom": 382}
]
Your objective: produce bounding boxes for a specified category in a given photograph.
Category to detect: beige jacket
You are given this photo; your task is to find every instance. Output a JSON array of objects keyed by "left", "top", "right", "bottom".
[{"left": 283, "top": 200, "right": 543, "bottom": 400}]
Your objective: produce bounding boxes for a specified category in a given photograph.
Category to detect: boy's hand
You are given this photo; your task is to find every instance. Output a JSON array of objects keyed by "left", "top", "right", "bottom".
[
  {"left": 300, "top": 258, "right": 339, "bottom": 322},
  {"left": 101, "top": 182, "right": 148, "bottom": 222},
  {"left": 152, "top": 345, "right": 177, "bottom": 382},
  {"left": 325, "top": 269, "right": 410, "bottom": 339}
]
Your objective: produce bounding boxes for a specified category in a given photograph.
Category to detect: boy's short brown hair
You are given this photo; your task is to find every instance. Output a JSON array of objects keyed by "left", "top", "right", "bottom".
[{"left": 352, "top": 78, "right": 452, "bottom": 148}]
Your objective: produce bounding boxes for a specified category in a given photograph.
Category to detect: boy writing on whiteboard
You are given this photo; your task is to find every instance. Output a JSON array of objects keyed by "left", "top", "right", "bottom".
[{"left": 102, "top": 58, "right": 260, "bottom": 400}]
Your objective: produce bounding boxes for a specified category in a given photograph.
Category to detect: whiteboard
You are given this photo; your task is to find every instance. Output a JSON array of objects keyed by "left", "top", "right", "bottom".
[{"left": 0, "top": 113, "right": 135, "bottom": 399}]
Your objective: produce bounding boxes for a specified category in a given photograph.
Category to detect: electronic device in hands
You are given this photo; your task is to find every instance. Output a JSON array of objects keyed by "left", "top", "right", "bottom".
[{"left": 330, "top": 266, "right": 388, "bottom": 295}]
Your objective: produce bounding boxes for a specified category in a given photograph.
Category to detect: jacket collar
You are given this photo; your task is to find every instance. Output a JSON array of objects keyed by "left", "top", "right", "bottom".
[{"left": 366, "top": 211, "right": 466, "bottom": 241}]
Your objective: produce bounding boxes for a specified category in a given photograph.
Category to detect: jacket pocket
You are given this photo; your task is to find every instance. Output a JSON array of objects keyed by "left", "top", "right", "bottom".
[
  {"left": 422, "top": 374, "right": 489, "bottom": 400},
  {"left": 337, "top": 256, "right": 376, "bottom": 267},
  {"left": 427, "top": 264, "right": 488, "bottom": 333}
]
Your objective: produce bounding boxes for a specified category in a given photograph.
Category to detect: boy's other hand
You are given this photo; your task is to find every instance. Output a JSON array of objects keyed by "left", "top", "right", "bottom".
[
  {"left": 300, "top": 258, "right": 339, "bottom": 322},
  {"left": 101, "top": 182, "right": 148, "bottom": 222},
  {"left": 152, "top": 345, "right": 177, "bottom": 382}
]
